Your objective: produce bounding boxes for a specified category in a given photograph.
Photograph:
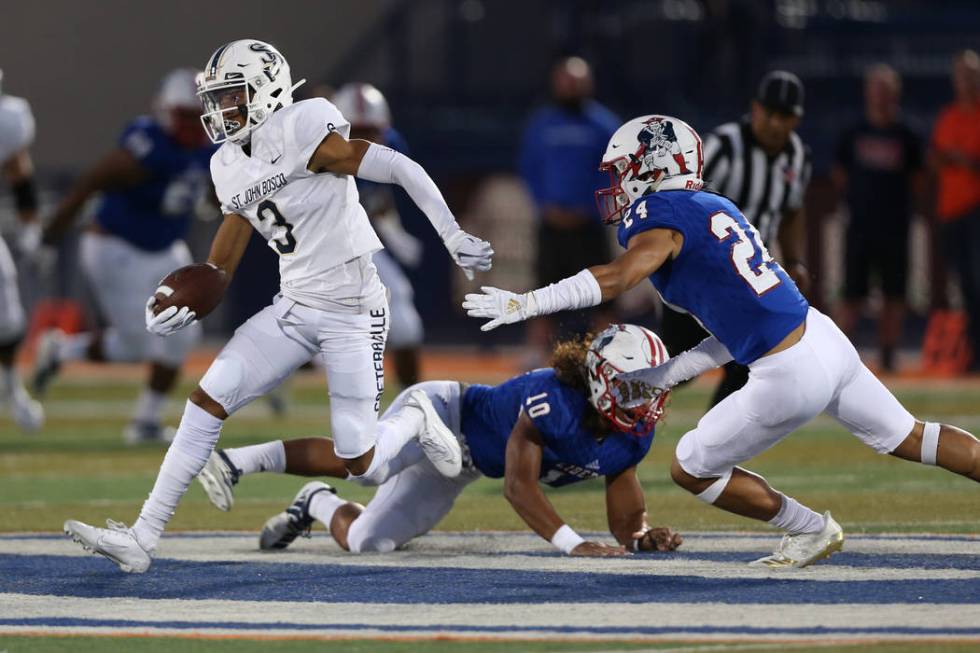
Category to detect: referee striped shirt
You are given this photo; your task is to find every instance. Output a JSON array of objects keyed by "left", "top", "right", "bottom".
[{"left": 702, "top": 119, "right": 812, "bottom": 244}]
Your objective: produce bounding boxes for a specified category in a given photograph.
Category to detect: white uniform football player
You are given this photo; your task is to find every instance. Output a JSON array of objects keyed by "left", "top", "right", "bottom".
[
  {"left": 64, "top": 39, "right": 493, "bottom": 573},
  {"left": 332, "top": 82, "right": 424, "bottom": 387},
  {"left": 0, "top": 69, "right": 43, "bottom": 432}
]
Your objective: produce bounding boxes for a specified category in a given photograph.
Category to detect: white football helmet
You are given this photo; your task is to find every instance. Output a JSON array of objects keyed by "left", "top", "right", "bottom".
[
  {"left": 197, "top": 39, "right": 306, "bottom": 144},
  {"left": 586, "top": 324, "right": 670, "bottom": 436},
  {"left": 332, "top": 82, "right": 391, "bottom": 130},
  {"left": 595, "top": 115, "right": 704, "bottom": 224}
]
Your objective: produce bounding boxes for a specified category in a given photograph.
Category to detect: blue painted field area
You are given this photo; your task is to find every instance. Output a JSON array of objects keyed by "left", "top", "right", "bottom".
[{"left": 0, "top": 531, "right": 977, "bottom": 644}]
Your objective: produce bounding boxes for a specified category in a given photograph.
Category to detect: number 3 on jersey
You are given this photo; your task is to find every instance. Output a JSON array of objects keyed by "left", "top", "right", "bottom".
[
  {"left": 257, "top": 200, "right": 298, "bottom": 255},
  {"left": 710, "top": 211, "right": 780, "bottom": 295}
]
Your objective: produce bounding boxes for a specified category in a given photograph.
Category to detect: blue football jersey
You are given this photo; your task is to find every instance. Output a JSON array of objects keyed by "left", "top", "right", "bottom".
[
  {"left": 616, "top": 190, "right": 808, "bottom": 365},
  {"left": 94, "top": 117, "right": 217, "bottom": 252},
  {"left": 461, "top": 369, "right": 653, "bottom": 487}
]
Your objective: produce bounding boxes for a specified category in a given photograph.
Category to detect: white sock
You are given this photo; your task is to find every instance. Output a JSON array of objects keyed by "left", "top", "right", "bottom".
[
  {"left": 60, "top": 333, "right": 93, "bottom": 362},
  {"left": 132, "top": 389, "right": 167, "bottom": 425},
  {"left": 225, "top": 440, "right": 287, "bottom": 476},
  {"left": 307, "top": 488, "right": 346, "bottom": 526},
  {"left": 768, "top": 493, "right": 825, "bottom": 535},
  {"left": 350, "top": 406, "right": 425, "bottom": 486},
  {"left": 132, "top": 401, "right": 223, "bottom": 552}
]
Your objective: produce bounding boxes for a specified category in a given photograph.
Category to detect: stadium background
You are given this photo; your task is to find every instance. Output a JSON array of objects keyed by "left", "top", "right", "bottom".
[
  {"left": 1, "top": 0, "right": 977, "bottom": 350},
  {"left": 0, "top": 2, "right": 978, "bottom": 651}
]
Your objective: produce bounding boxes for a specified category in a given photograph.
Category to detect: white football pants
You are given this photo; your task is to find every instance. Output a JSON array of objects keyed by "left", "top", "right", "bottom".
[
  {"left": 200, "top": 290, "right": 390, "bottom": 459},
  {"left": 80, "top": 232, "right": 201, "bottom": 367},
  {"left": 676, "top": 307, "right": 916, "bottom": 478},
  {"left": 346, "top": 380, "right": 481, "bottom": 553}
]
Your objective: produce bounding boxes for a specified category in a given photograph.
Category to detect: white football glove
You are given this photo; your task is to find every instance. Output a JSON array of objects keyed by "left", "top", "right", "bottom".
[
  {"left": 612, "top": 366, "right": 671, "bottom": 409},
  {"left": 444, "top": 229, "right": 493, "bottom": 281},
  {"left": 145, "top": 296, "right": 197, "bottom": 337},
  {"left": 462, "top": 286, "right": 538, "bottom": 332}
]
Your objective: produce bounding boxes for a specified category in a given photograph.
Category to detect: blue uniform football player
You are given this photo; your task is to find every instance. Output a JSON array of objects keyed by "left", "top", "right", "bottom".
[
  {"left": 464, "top": 114, "right": 980, "bottom": 568},
  {"left": 197, "top": 324, "right": 682, "bottom": 556},
  {"left": 34, "top": 69, "right": 217, "bottom": 443}
]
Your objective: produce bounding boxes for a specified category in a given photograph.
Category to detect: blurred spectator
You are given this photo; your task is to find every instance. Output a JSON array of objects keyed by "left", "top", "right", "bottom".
[
  {"left": 661, "top": 70, "right": 812, "bottom": 405},
  {"left": 518, "top": 56, "right": 619, "bottom": 363},
  {"left": 931, "top": 49, "right": 980, "bottom": 371},
  {"left": 832, "top": 64, "right": 924, "bottom": 372}
]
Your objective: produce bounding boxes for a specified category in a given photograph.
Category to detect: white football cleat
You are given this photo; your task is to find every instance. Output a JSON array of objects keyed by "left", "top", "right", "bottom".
[
  {"left": 197, "top": 450, "right": 241, "bottom": 512},
  {"left": 31, "top": 329, "right": 64, "bottom": 397},
  {"left": 9, "top": 388, "right": 44, "bottom": 433},
  {"left": 64, "top": 519, "right": 152, "bottom": 573},
  {"left": 259, "top": 481, "right": 335, "bottom": 551},
  {"left": 406, "top": 389, "right": 462, "bottom": 478},
  {"left": 749, "top": 511, "right": 844, "bottom": 569}
]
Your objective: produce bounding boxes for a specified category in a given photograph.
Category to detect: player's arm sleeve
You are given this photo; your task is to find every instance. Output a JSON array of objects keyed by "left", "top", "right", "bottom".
[
  {"left": 618, "top": 335, "right": 733, "bottom": 394},
  {"left": 356, "top": 141, "right": 464, "bottom": 241},
  {"left": 527, "top": 215, "right": 678, "bottom": 315}
]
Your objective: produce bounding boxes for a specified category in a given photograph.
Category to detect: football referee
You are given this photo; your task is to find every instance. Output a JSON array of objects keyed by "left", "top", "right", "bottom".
[{"left": 661, "top": 70, "right": 813, "bottom": 406}]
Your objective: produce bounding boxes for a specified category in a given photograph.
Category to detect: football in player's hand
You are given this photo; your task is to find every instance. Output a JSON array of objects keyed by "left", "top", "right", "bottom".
[{"left": 152, "top": 263, "right": 228, "bottom": 320}]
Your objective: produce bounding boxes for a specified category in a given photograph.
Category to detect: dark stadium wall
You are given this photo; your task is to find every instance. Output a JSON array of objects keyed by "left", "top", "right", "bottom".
[{"left": 0, "top": 0, "right": 385, "bottom": 172}]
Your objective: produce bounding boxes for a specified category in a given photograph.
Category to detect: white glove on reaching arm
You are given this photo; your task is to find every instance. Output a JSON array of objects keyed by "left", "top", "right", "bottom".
[
  {"left": 356, "top": 143, "right": 493, "bottom": 280},
  {"left": 462, "top": 287, "right": 539, "bottom": 331},
  {"left": 145, "top": 296, "right": 197, "bottom": 337},
  {"left": 463, "top": 269, "right": 603, "bottom": 331},
  {"left": 614, "top": 336, "right": 734, "bottom": 407}
]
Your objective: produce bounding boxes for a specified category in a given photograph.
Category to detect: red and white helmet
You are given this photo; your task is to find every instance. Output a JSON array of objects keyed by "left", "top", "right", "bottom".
[
  {"left": 332, "top": 82, "right": 391, "bottom": 130},
  {"left": 197, "top": 39, "right": 305, "bottom": 144},
  {"left": 586, "top": 324, "right": 670, "bottom": 436},
  {"left": 595, "top": 115, "right": 704, "bottom": 224}
]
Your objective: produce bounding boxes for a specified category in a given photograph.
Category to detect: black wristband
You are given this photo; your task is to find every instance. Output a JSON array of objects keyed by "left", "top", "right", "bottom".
[{"left": 12, "top": 177, "right": 38, "bottom": 214}]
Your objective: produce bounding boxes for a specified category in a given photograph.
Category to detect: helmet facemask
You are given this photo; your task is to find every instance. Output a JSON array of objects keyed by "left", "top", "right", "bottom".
[
  {"left": 587, "top": 353, "right": 667, "bottom": 437},
  {"left": 595, "top": 151, "right": 665, "bottom": 225},
  {"left": 585, "top": 324, "right": 670, "bottom": 437},
  {"left": 199, "top": 79, "right": 260, "bottom": 144}
]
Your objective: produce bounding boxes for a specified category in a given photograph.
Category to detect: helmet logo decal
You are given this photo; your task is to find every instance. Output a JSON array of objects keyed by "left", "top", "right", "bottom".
[{"left": 638, "top": 117, "right": 691, "bottom": 175}]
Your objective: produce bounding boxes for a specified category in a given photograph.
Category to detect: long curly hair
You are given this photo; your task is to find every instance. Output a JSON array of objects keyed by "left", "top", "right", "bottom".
[{"left": 549, "top": 333, "right": 613, "bottom": 438}]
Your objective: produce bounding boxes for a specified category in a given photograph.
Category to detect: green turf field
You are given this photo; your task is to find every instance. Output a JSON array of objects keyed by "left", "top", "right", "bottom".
[{"left": 1, "top": 372, "right": 978, "bottom": 535}]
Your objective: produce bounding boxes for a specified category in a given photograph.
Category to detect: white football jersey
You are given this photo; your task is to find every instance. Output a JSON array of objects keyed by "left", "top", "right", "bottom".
[
  {"left": 0, "top": 95, "right": 35, "bottom": 163},
  {"left": 210, "top": 98, "right": 383, "bottom": 309}
]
